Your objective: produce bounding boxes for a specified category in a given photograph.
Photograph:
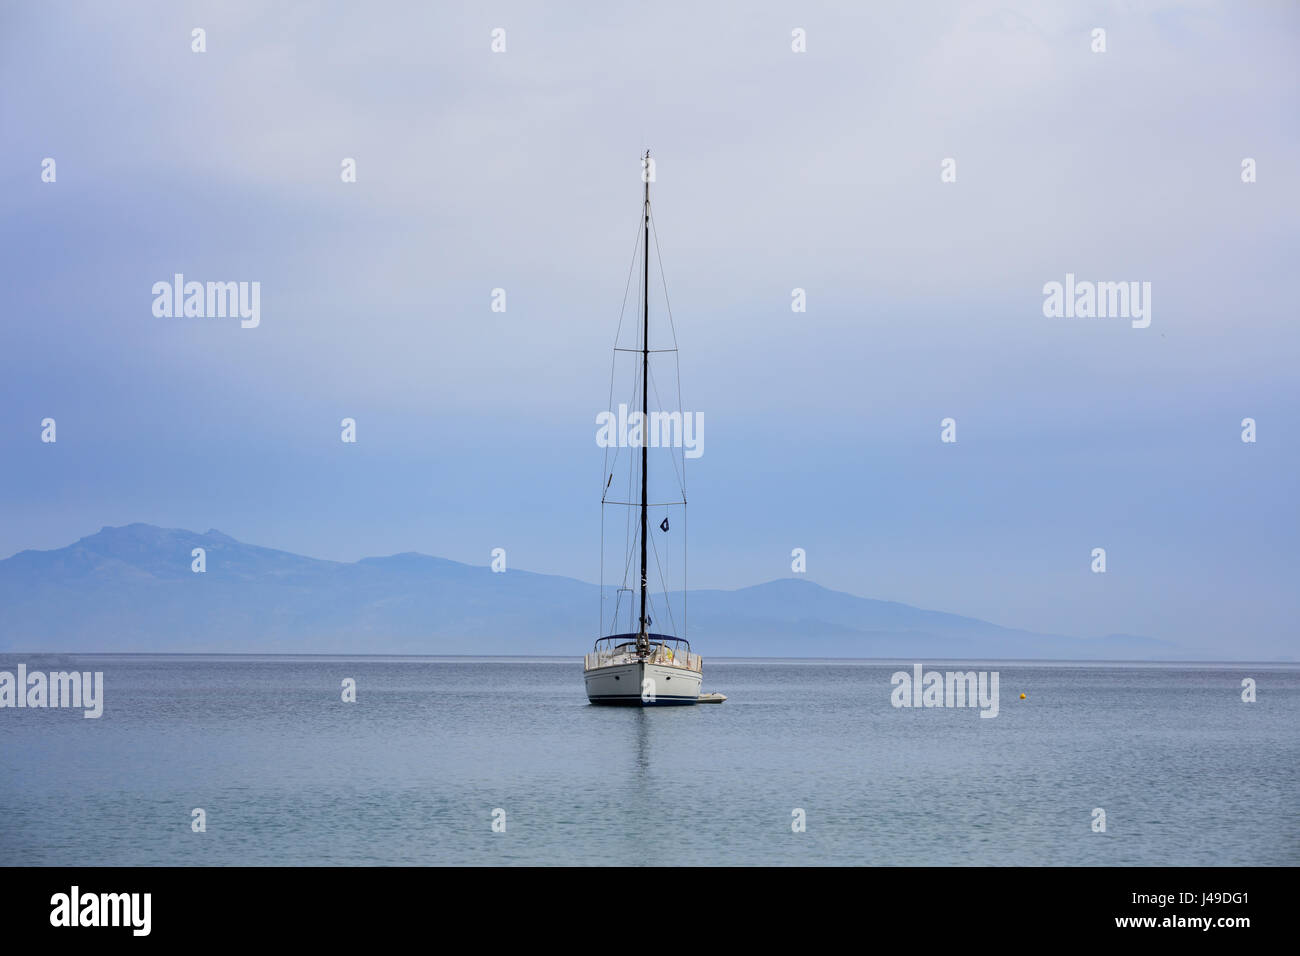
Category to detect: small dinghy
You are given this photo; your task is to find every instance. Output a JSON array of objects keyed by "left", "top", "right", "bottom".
[{"left": 697, "top": 692, "right": 727, "bottom": 703}]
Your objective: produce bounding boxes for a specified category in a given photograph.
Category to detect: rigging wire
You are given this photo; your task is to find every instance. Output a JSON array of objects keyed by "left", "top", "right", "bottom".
[
  {"left": 600, "top": 188, "right": 691, "bottom": 640},
  {"left": 650, "top": 209, "right": 688, "bottom": 637},
  {"left": 602, "top": 212, "right": 646, "bottom": 635},
  {"left": 647, "top": 505, "right": 678, "bottom": 638}
]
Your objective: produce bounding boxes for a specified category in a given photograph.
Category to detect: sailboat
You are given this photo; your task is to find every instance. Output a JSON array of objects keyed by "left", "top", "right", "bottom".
[{"left": 583, "top": 151, "right": 703, "bottom": 706}]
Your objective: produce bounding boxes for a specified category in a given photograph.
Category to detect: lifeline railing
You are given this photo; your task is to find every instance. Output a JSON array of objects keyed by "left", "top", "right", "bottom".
[{"left": 584, "top": 650, "right": 702, "bottom": 672}]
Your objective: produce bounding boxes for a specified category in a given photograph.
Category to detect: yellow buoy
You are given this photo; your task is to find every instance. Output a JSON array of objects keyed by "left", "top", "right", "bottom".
[{"left": 1020, "top": 693, "right": 1027, "bottom": 699}]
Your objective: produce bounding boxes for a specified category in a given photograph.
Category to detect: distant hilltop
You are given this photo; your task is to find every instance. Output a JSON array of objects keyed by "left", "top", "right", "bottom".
[{"left": 0, "top": 523, "right": 1174, "bottom": 658}]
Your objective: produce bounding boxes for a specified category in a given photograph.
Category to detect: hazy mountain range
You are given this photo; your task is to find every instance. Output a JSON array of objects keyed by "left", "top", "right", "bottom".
[{"left": 0, "top": 523, "right": 1177, "bottom": 658}]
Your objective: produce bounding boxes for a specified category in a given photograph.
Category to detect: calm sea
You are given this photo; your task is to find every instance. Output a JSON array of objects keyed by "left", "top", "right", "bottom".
[{"left": 1, "top": 655, "right": 1296, "bottom": 866}]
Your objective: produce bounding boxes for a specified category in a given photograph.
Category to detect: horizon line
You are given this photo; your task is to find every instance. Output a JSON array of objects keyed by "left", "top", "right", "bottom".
[{"left": 0, "top": 652, "right": 1293, "bottom": 666}]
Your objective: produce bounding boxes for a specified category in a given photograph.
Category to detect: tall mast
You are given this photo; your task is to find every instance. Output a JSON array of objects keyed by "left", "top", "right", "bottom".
[{"left": 638, "top": 150, "right": 650, "bottom": 654}]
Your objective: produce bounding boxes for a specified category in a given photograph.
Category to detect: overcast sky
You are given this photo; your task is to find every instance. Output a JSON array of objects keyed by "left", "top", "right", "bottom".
[{"left": 2, "top": 1, "right": 1297, "bottom": 656}]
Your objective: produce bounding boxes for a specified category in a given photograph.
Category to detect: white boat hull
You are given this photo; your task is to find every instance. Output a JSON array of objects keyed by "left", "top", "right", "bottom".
[{"left": 584, "top": 660, "right": 702, "bottom": 705}]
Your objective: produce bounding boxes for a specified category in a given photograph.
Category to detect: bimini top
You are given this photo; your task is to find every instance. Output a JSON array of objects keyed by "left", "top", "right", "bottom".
[{"left": 593, "top": 633, "right": 691, "bottom": 653}]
